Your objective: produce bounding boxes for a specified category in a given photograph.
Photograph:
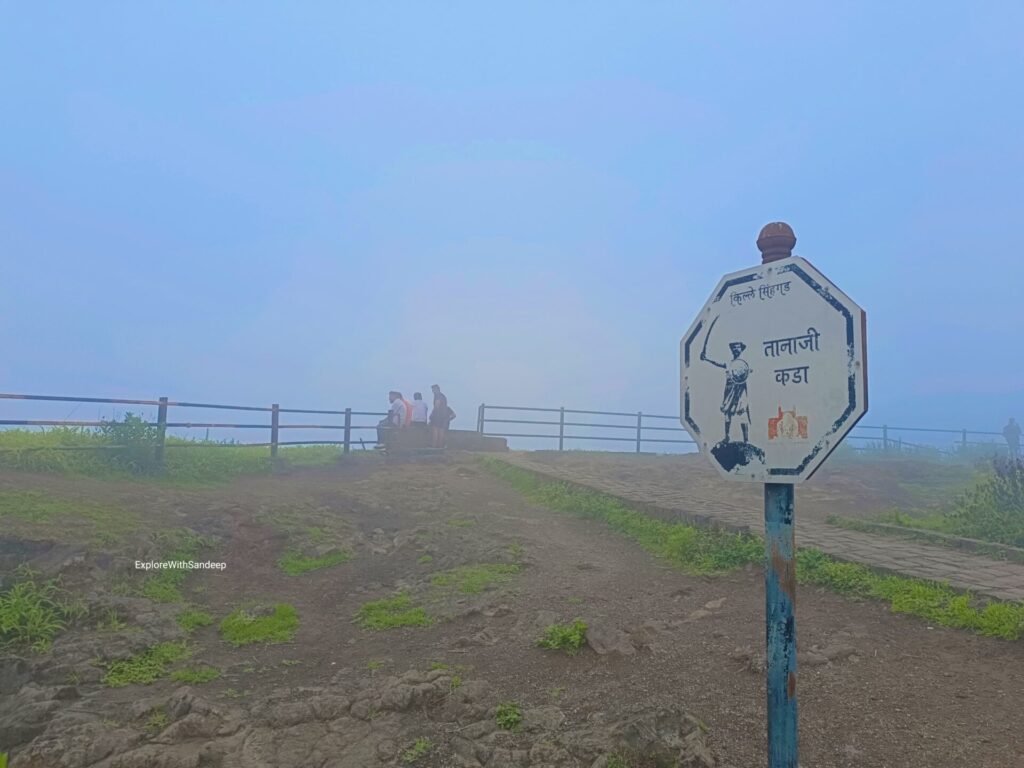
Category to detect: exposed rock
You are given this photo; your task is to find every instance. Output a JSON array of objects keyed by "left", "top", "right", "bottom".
[
  {"left": 522, "top": 706, "right": 566, "bottom": 732},
  {"left": 7, "top": 667, "right": 719, "bottom": 768},
  {"left": 586, "top": 624, "right": 636, "bottom": 656}
]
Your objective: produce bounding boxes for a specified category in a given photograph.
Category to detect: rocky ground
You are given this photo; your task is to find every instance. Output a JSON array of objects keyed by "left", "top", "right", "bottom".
[{"left": 1, "top": 454, "right": 1022, "bottom": 767}]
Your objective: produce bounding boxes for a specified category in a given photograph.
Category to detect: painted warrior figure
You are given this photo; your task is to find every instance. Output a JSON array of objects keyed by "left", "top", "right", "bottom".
[{"left": 701, "top": 338, "right": 752, "bottom": 443}]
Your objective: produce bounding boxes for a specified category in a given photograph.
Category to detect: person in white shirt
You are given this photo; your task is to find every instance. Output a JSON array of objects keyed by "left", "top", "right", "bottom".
[
  {"left": 410, "top": 392, "right": 429, "bottom": 427},
  {"left": 376, "top": 391, "right": 407, "bottom": 447}
]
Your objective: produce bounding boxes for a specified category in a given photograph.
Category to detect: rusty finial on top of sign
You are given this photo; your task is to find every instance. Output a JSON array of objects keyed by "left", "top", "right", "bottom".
[{"left": 757, "top": 222, "right": 796, "bottom": 264}]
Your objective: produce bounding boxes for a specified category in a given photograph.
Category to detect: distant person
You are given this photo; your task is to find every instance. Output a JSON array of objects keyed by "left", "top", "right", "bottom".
[
  {"left": 375, "top": 391, "right": 408, "bottom": 448},
  {"left": 400, "top": 393, "right": 414, "bottom": 427},
  {"left": 429, "top": 384, "right": 455, "bottom": 449},
  {"left": 1004, "top": 417, "right": 1021, "bottom": 460},
  {"left": 410, "top": 392, "right": 429, "bottom": 427}
]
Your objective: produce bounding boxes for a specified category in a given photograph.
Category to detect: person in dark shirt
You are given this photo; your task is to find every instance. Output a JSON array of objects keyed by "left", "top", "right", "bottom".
[{"left": 429, "top": 384, "right": 455, "bottom": 449}]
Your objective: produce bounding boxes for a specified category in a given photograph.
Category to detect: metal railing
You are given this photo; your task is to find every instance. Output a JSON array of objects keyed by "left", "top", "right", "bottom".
[
  {"left": 476, "top": 403, "right": 1009, "bottom": 456},
  {"left": 1, "top": 392, "right": 1011, "bottom": 464},
  {"left": 0, "top": 393, "right": 386, "bottom": 465}
]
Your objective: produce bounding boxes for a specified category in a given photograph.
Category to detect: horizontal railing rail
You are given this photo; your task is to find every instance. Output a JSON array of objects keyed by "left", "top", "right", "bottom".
[
  {"left": 476, "top": 403, "right": 1012, "bottom": 456},
  {"left": 0, "top": 392, "right": 388, "bottom": 464}
]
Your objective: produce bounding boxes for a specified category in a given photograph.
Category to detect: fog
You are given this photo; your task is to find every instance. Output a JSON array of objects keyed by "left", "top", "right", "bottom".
[{"left": 2, "top": 3, "right": 1022, "bottom": 448}]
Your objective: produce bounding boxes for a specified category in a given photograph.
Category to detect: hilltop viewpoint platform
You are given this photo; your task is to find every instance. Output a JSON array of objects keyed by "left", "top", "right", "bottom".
[{"left": 382, "top": 427, "right": 507, "bottom": 452}]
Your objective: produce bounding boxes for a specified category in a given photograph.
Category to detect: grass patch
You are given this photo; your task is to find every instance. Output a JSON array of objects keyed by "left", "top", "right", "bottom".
[
  {"left": 417, "top": 554, "right": 434, "bottom": 564},
  {"left": 219, "top": 604, "right": 299, "bottom": 646},
  {"left": 0, "top": 426, "right": 360, "bottom": 483},
  {"left": 355, "top": 593, "right": 433, "bottom": 630},
  {"left": 278, "top": 549, "right": 351, "bottom": 576},
  {"left": 537, "top": 619, "right": 588, "bottom": 654},
  {"left": 402, "top": 738, "right": 435, "bottom": 764},
  {"left": 95, "top": 608, "right": 128, "bottom": 633},
  {"left": 258, "top": 506, "right": 353, "bottom": 570},
  {"left": 446, "top": 518, "right": 476, "bottom": 528},
  {"left": 0, "top": 567, "right": 85, "bottom": 652},
  {"left": 176, "top": 607, "right": 214, "bottom": 632},
  {"left": 495, "top": 701, "right": 523, "bottom": 731},
  {"left": 430, "top": 563, "right": 521, "bottom": 594},
  {"left": 138, "top": 530, "right": 214, "bottom": 604},
  {"left": 0, "top": 489, "right": 144, "bottom": 546},
  {"left": 103, "top": 641, "right": 191, "bottom": 687},
  {"left": 145, "top": 709, "right": 170, "bottom": 735},
  {"left": 481, "top": 458, "right": 762, "bottom": 574},
  {"left": 169, "top": 665, "right": 221, "bottom": 684},
  {"left": 797, "top": 549, "right": 1024, "bottom": 639}
]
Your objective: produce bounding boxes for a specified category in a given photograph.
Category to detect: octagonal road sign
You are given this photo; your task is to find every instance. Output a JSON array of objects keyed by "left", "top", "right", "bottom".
[{"left": 680, "top": 255, "right": 867, "bottom": 483}]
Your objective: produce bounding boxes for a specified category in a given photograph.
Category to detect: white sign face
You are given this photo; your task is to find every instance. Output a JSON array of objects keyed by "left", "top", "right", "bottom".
[{"left": 680, "top": 256, "right": 867, "bottom": 483}]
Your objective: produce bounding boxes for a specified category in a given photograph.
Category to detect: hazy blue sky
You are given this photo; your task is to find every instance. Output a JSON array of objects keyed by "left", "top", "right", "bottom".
[{"left": 2, "top": 3, "right": 1022, "bottom": 448}]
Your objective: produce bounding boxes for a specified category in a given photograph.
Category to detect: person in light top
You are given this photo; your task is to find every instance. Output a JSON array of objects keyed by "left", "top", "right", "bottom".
[
  {"left": 410, "top": 392, "right": 429, "bottom": 427},
  {"left": 375, "top": 391, "right": 408, "bottom": 447}
]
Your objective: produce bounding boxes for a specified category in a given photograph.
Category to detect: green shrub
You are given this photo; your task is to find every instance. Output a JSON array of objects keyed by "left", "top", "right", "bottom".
[
  {"left": 98, "top": 413, "right": 161, "bottom": 475},
  {"left": 944, "top": 458, "right": 1024, "bottom": 546},
  {"left": 537, "top": 619, "right": 588, "bottom": 654},
  {"left": 495, "top": 701, "right": 523, "bottom": 731},
  {"left": 220, "top": 604, "right": 299, "bottom": 646},
  {"left": 402, "top": 738, "right": 435, "bottom": 764}
]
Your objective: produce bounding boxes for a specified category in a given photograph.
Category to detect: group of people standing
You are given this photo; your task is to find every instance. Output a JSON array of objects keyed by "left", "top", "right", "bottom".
[{"left": 376, "top": 384, "right": 455, "bottom": 449}]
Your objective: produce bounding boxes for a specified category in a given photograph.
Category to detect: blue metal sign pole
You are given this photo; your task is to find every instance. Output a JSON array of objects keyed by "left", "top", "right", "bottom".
[
  {"left": 764, "top": 482, "right": 798, "bottom": 766},
  {"left": 758, "top": 224, "right": 799, "bottom": 767}
]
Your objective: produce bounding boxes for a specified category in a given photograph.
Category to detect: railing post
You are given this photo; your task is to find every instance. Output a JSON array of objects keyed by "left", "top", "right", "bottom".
[
  {"left": 155, "top": 396, "right": 168, "bottom": 470},
  {"left": 344, "top": 408, "right": 352, "bottom": 454},
  {"left": 882, "top": 424, "right": 888, "bottom": 452},
  {"left": 270, "top": 403, "right": 280, "bottom": 458},
  {"left": 636, "top": 412, "right": 642, "bottom": 453},
  {"left": 478, "top": 403, "right": 485, "bottom": 435},
  {"left": 558, "top": 407, "right": 565, "bottom": 451},
  {"left": 961, "top": 428, "right": 968, "bottom": 454}
]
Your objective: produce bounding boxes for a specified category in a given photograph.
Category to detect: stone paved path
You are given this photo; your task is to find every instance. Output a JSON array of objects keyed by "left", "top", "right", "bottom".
[{"left": 502, "top": 453, "right": 1024, "bottom": 603}]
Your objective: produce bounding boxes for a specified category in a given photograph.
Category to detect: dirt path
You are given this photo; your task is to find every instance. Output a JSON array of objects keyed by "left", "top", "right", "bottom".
[
  {"left": 500, "top": 452, "right": 1024, "bottom": 602},
  {"left": 4, "top": 456, "right": 1024, "bottom": 767}
]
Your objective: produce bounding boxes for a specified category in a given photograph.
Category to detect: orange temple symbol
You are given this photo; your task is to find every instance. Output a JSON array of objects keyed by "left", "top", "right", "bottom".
[{"left": 768, "top": 407, "right": 808, "bottom": 440}]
